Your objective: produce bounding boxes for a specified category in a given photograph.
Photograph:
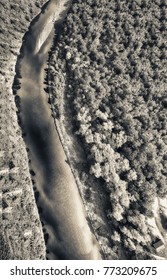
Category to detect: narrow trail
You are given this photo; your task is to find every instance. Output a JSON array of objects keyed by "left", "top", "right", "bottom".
[{"left": 13, "top": 0, "right": 101, "bottom": 260}]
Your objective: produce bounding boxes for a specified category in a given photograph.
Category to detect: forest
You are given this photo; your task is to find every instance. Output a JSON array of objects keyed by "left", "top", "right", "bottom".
[
  {"left": 0, "top": 0, "right": 47, "bottom": 260},
  {"left": 49, "top": 0, "right": 167, "bottom": 259}
]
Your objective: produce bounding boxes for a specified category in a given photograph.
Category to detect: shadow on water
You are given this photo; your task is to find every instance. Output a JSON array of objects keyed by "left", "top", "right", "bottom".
[{"left": 160, "top": 213, "right": 167, "bottom": 230}]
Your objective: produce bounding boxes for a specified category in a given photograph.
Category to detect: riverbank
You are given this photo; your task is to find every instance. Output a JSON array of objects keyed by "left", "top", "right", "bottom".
[{"left": 0, "top": 0, "right": 46, "bottom": 260}]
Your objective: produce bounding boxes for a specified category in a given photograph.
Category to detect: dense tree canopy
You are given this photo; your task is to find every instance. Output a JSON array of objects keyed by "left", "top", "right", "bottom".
[{"left": 49, "top": 0, "right": 167, "bottom": 259}]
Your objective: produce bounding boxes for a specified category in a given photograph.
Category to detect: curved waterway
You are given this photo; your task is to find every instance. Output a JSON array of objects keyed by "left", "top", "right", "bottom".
[{"left": 13, "top": 0, "right": 101, "bottom": 260}]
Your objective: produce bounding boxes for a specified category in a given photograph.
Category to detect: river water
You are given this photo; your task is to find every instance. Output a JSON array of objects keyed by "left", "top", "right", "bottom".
[{"left": 14, "top": 0, "right": 101, "bottom": 260}]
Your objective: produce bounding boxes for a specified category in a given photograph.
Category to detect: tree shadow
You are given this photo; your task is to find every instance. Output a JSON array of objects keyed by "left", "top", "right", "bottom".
[{"left": 160, "top": 213, "right": 167, "bottom": 230}]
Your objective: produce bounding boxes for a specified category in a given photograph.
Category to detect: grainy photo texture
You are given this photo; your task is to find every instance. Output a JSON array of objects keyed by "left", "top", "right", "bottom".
[{"left": 0, "top": 0, "right": 167, "bottom": 260}]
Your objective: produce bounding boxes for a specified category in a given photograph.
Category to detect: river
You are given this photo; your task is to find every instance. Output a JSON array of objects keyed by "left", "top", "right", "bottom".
[{"left": 14, "top": 0, "right": 101, "bottom": 260}]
